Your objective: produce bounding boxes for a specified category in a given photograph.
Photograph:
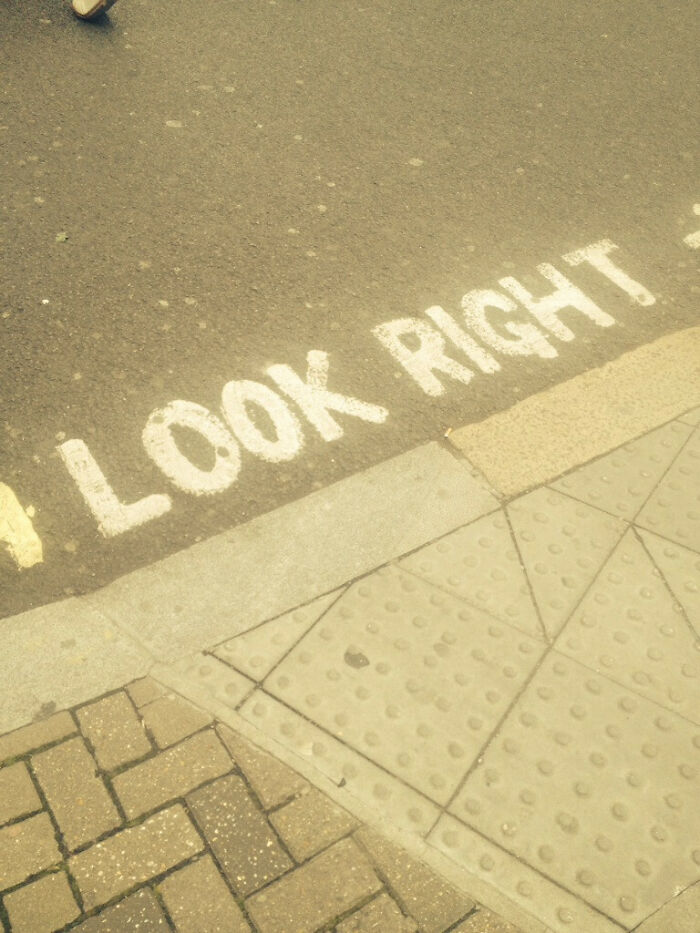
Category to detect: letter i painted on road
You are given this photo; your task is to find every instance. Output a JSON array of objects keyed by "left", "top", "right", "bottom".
[{"left": 0, "top": 482, "right": 43, "bottom": 569}]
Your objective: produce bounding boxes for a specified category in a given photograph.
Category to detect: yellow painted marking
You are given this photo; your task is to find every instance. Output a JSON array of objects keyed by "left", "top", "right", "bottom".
[
  {"left": 0, "top": 483, "right": 44, "bottom": 569},
  {"left": 449, "top": 326, "right": 700, "bottom": 497}
]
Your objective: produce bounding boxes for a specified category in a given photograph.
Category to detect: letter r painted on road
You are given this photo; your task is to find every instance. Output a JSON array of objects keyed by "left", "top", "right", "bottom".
[
  {"left": 58, "top": 440, "right": 172, "bottom": 537},
  {"left": 372, "top": 318, "right": 479, "bottom": 397}
]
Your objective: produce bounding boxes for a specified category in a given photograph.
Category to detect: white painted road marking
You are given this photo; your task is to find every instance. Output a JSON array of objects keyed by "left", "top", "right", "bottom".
[
  {"left": 563, "top": 239, "right": 657, "bottom": 306},
  {"left": 0, "top": 483, "right": 43, "bottom": 569},
  {"left": 143, "top": 400, "right": 242, "bottom": 495},
  {"left": 267, "top": 349, "right": 389, "bottom": 442},
  {"left": 5, "top": 208, "right": 695, "bottom": 561},
  {"left": 58, "top": 440, "right": 172, "bottom": 537},
  {"left": 57, "top": 236, "right": 660, "bottom": 537}
]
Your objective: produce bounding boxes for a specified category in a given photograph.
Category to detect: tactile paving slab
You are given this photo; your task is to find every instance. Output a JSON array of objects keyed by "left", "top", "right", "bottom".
[
  {"left": 400, "top": 510, "right": 543, "bottom": 638},
  {"left": 636, "top": 425, "right": 700, "bottom": 551},
  {"left": 551, "top": 421, "right": 692, "bottom": 521},
  {"left": 430, "top": 816, "right": 624, "bottom": 933},
  {"left": 638, "top": 530, "right": 700, "bottom": 636},
  {"left": 213, "top": 591, "right": 343, "bottom": 681},
  {"left": 557, "top": 530, "right": 700, "bottom": 722},
  {"left": 448, "top": 652, "right": 700, "bottom": 927},
  {"left": 264, "top": 565, "right": 544, "bottom": 805},
  {"left": 507, "top": 488, "right": 626, "bottom": 640},
  {"left": 238, "top": 688, "right": 441, "bottom": 836},
  {"left": 154, "top": 653, "right": 255, "bottom": 710}
]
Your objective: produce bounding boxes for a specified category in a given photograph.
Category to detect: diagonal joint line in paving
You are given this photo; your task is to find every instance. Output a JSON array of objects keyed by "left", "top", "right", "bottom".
[
  {"left": 252, "top": 686, "right": 441, "bottom": 807},
  {"left": 502, "top": 507, "right": 549, "bottom": 644},
  {"left": 435, "top": 515, "right": 639, "bottom": 828},
  {"left": 629, "top": 423, "right": 698, "bottom": 526},
  {"left": 633, "top": 526, "right": 700, "bottom": 644}
]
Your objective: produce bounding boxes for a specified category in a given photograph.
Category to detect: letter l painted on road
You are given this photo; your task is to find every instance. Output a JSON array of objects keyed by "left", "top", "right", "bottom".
[{"left": 59, "top": 439, "right": 172, "bottom": 537}]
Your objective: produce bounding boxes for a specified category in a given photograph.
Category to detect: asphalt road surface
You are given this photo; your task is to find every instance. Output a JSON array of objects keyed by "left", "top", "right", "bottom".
[{"left": 1, "top": 0, "right": 698, "bottom": 617}]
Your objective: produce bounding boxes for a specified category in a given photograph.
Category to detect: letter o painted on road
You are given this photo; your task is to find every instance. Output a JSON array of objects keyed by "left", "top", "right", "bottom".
[
  {"left": 221, "top": 380, "right": 303, "bottom": 463},
  {"left": 142, "top": 400, "right": 241, "bottom": 495}
]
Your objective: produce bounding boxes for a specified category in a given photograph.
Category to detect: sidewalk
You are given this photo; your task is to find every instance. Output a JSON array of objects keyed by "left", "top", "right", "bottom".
[
  {"left": 0, "top": 684, "right": 505, "bottom": 933},
  {"left": 1, "top": 376, "right": 698, "bottom": 931}
]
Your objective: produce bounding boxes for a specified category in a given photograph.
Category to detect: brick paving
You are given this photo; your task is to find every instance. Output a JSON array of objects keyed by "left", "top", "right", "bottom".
[{"left": 0, "top": 681, "right": 520, "bottom": 933}]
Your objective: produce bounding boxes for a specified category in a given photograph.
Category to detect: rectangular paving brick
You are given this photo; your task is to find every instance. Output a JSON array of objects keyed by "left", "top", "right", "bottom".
[
  {"left": 73, "top": 889, "right": 169, "bottom": 931},
  {"left": 0, "top": 762, "right": 41, "bottom": 826},
  {"left": 4, "top": 870, "right": 80, "bottom": 933},
  {"left": 69, "top": 804, "right": 203, "bottom": 909},
  {"left": 246, "top": 837, "right": 381, "bottom": 933},
  {"left": 158, "top": 855, "right": 251, "bottom": 932},
  {"left": 77, "top": 691, "right": 152, "bottom": 771},
  {"left": 337, "top": 892, "right": 418, "bottom": 932},
  {"left": 140, "top": 693, "right": 212, "bottom": 749},
  {"left": 0, "top": 813, "right": 61, "bottom": 890},
  {"left": 32, "top": 737, "right": 120, "bottom": 850},
  {"left": 188, "top": 773, "right": 292, "bottom": 896},
  {"left": 453, "top": 909, "right": 523, "bottom": 933},
  {"left": 112, "top": 729, "right": 232, "bottom": 818},
  {"left": 0, "top": 712, "right": 76, "bottom": 765},
  {"left": 354, "top": 828, "right": 474, "bottom": 933},
  {"left": 270, "top": 786, "right": 357, "bottom": 861},
  {"left": 126, "top": 676, "right": 167, "bottom": 708},
  {"left": 217, "top": 725, "right": 308, "bottom": 808}
]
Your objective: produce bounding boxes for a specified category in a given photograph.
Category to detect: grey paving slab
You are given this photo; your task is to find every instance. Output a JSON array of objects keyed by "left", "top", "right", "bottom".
[
  {"left": 263, "top": 565, "right": 544, "bottom": 805},
  {"left": 0, "top": 599, "right": 151, "bottom": 734},
  {"left": 214, "top": 591, "right": 343, "bottom": 681},
  {"left": 638, "top": 530, "right": 700, "bottom": 636},
  {"left": 636, "top": 426, "right": 700, "bottom": 551},
  {"left": 507, "top": 488, "right": 626, "bottom": 640},
  {"left": 238, "top": 689, "right": 441, "bottom": 836},
  {"left": 400, "top": 510, "right": 542, "bottom": 638},
  {"left": 551, "top": 421, "right": 692, "bottom": 521},
  {"left": 86, "top": 444, "right": 498, "bottom": 662},
  {"left": 448, "top": 651, "right": 700, "bottom": 928},
  {"left": 557, "top": 530, "right": 700, "bottom": 722}
]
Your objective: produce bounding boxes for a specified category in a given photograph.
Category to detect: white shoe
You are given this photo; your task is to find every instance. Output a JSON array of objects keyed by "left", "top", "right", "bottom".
[{"left": 72, "top": 0, "right": 117, "bottom": 20}]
